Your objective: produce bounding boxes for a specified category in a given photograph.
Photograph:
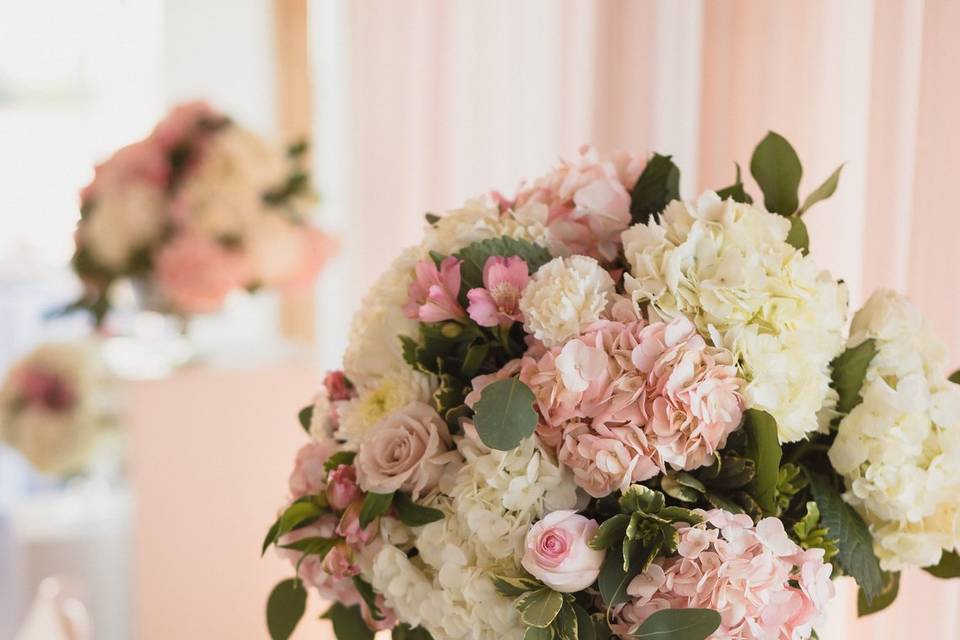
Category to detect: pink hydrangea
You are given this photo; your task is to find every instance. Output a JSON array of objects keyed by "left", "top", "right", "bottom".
[
  {"left": 511, "top": 146, "right": 643, "bottom": 261},
  {"left": 403, "top": 256, "right": 466, "bottom": 322},
  {"left": 612, "top": 510, "right": 835, "bottom": 640},
  {"left": 153, "top": 233, "right": 249, "bottom": 314},
  {"left": 288, "top": 440, "right": 338, "bottom": 498},
  {"left": 466, "top": 255, "right": 529, "bottom": 327}
]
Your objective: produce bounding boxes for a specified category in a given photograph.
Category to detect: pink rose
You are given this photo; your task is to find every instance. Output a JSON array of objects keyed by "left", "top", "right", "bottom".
[
  {"left": 354, "top": 402, "right": 460, "bottom": 500},
  {"left": 289, "top": 440, "right": 337, "bottom": 498},
  {"left": 336, "top": 499, "right": 378, "bottom": 546},
  {"left": 153, "top": 234, "right": 249, "bottom": 314},
  {"left": 521, "top": 510, "right": 605, "bottom": 592},
  {"left": 403, "top": 256, "right": 466, "bottom": 323},
  {"left": 466, "top": 255, "right": 529, "bottom": 327},
  {"left": 326, "top": 464, "right": 361, "bottom": 511}
]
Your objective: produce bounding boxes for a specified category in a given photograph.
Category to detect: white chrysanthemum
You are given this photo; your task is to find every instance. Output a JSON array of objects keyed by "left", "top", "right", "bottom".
[
  {"left": 423, "top": 198, "right": 549, "bottom": 256},
  {"left": 82, "top": 183, "right": 167, "bottom": 270},
  {"left": 621, "top": 192, "right": 848, "bottom": 442},
  {"left": 519, "top": 255, "right": 615, "bottom": 347},
  {"left": 829, "top": 289, "right": 960, "bottom": 571},
  {"left": 0, "top": 341, "right": 117, "bottom": 475},
  {"left": 335, "top": 371, "right": 436, "bottom": 449}
]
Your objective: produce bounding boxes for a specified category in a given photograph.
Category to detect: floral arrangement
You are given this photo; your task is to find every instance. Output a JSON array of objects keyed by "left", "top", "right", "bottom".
[
  {"left": 263, "top": 134, "right": 960, "bottom": 640},
  {"left": 0, "top": 341, "right": 117, "bottom": 476},
  {"left": 68, "top": 101, "right": 333, "bottom": 324}
]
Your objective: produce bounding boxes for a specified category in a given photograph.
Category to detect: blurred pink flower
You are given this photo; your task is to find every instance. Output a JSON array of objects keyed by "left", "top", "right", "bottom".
[
  {"left": 153, "top": 234, "right": 249, "bottom": 314},
  {"left": 466, "top": 255, "right": 529, "bottom": 327},
  {"left": 151, "top": 101, "right": 218, "bottom": 151},
  {"left": 288, "top": 440, "right": 338, "bottom": 498},
  {"left": 81, "top": 139, "right": 170, "bottom": 204},
  {"left": 323, "top": 371, "right": 355, "bottom": 402},
  {"left": 326, "top": 464, "right": 361, "bottom": 511},
  {"left": 612, "top": 510, "right": 835, "bottom": 640},
  {"left": 17, "top": 368, "right": 76, "bottom": 412},
  {"left": 404, "top": 256, "right": 466, "bottom": 323}
]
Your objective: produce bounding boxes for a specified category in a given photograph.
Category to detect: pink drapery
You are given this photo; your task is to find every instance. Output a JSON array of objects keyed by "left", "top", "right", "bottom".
[{"left": 326, "top": 1, "right": 960, "bottom": 637}]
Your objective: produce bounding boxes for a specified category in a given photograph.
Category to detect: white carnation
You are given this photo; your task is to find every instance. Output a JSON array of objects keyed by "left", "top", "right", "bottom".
[
  {"left": 335, "top": 370, "right": 436, "bottom": 449},
  {"left": 423, "top": 198, "right": 549, "bottom": 256},
  {"left": 829, "top": 289, "right": 960, "bottom": 571},
  {"left": 621, "top": 192, "right": 848, "bottom": 441},
  {"left": 519, "top": 255, "right": 615, "bottom": 347}
]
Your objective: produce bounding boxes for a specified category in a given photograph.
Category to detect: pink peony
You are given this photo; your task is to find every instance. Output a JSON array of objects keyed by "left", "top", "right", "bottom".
[
  {"left": 512, "top": 146, "right": 643, "bottom": 262},
  {"left": 611, "top": 510, "right": 835, "bottom": 640},
  {"left": 521, "top": 510, "right": 605, "bottom": 592},
  {"left": 404, "top": 256, "right": 466, "bottom": 323},
  {"left": 288, "top": 440, "right": 338, "bottom": 498},
  {"left": 326, "top": 464, "right": 361, "bottom": 511},
  {"left": 466, "top": 255, "right": 529, "bottom": 327},
  {"left": 153, "top": 234, "right": 249, "bottom": 314}
]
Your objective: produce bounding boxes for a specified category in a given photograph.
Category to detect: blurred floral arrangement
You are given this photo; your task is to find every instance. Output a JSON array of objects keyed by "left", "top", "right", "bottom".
[
  {"left": 262, "top": 134, "right": 960, "bottom": 640},
  {"left": 67, "top": 101, "right": 333, "bottom": 325},
  {"left": 0, "top": 341, "right": 118, "bottom": 476}
]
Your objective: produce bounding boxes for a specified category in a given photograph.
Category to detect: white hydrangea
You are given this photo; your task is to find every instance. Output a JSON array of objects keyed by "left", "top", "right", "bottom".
[
  {"left": 82, "top": 183, "right": 167, "bottom": 270},
  {"left": 519, "top": 255, "right": 616, "bottom": 347},
  {"left": 829, "top": 289, "right": 960, "bottom": 571},
  {"left": 335, "top": 371, "right": 436, "bottom": 449},
  {"left": 621, "top": 192, "right": 848, "bottom": 442},
  {"left": 423, "top": 198, "right": 549, "bottom": 256}
]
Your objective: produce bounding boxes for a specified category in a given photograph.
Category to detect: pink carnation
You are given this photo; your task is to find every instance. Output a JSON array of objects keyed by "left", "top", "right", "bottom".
[
  {"left": 512, "top": 146, "right": 643, "bottom": 261},
  {"left": 612, "top": 510, "right": 835, "bottom": 640},
  {"left": 403, "top": 256, "right": 466, "bottom": 323},
  {"left": 153, "top": 234, "right": 249, "bottom": 314},
  {"left": 466, "top": 255, "right": 529, "bottom": 327},
  {"left": 288, "top": 440, "right": 338, "bottom": 498}
]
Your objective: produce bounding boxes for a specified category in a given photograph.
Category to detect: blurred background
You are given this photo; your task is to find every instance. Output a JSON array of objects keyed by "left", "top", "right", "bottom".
[{"left": 1, "top": 0, "right": 958, "bottom": 638}]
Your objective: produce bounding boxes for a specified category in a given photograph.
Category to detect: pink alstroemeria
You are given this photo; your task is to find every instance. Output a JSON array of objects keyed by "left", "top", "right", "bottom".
[
  {"left": 404, "top": 256, "right": 466, "bottom": 322},
  {"left": 466, "top": 256, "right": 529, "bottom": 327}
]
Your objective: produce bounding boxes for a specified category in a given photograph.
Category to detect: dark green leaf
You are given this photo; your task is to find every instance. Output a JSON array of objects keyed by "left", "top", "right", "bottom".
[
  {"left": 799, "top": 164, "right": 844, "bottom": 215},
  {"left": 598, "top": 544, "right": 641, "bottom": 608},
  {"left": 321, "top": 603, "right": 374, "bottom": 640},
  {"left": 473, "top": 377, "right": 538, "bottom": 450},
  {"left": 454, "top": 237, "right": 552, "bottom": 292},
  {"left": 492, "top": 575, "right": 543, "bottom": 598},
  {"left": 394, "top": 492, "right": 445, "bottom": 527},
  {"left": 619, "top": 485, "right": 664, "bottom": 514},
  {"left": 743, "top": 409, "right": 782, "bottom": 515},
  {"left": 632, "top": 608, "right": 722, "bottom": 640},
  {"left": 324, "top": 451, "right": 357, "bottom": 472},
  {"left": 750, "top": 131, "right": 802, "bottom": 215},
  {"left": 553, "top": 602, "right": 578, "bottom": 640},
  {"left": 831, "top": 339, "right": 878, "bottom": 415},
  {"left": 573, "top": 604, "right": 596, "bottom": 640},
  {"left": 786, "top": 217, "right": 810, "bottom": 255},
  {"left": 592, "top": 614, "right": 613, "bottom": 640},
  {"left": 715, "top": 163, "right": 753, "bottom": 204},
  {"left": 517, "top": 588, "right": 564, "bottom": 628},
  {"left": 262, "top": 518, "right": 280, "bottom": 556},
  {"left": 352, "top": 575, "right": 383, "bottom": 620},
  {"left": 425, "top": 213, "right": 441, "bottom": 225},
  {"left": 266, "top": 579, "right": 307, "bottom": 640},
  {"left": 809, "top": 473, "right": 883, "bottom": 603},
  {"left": 393, "top": 623, "right": 435, "bottom": 640},
  {"left": 630, "top": 154, "right": 681, "bottom": 224},
  {"left": 359, "top": 491, "right": 394, "bottom": 528},
  {"left": 590, "top": 514, "right": 630, "bottom": 550},
  {"left": 297, "top": 404, "right": 314, "bottom": 434},
  {"left": 858, "top": 572, "right": 899, "bottom": 617},
  {"left": 704, "top": 492, "right": 745, "bottom": 514},
  {"left": 658, "top": 507, "right": 703, "bottom": 525},
  {"left": 949, "top": 370, "right": 960, "bottom": 385},
  {"left": 924, "top": 550, "right": 960, "bottom": 579},
  {"left": 462, "top": 342, "right": 490, "bottom": 378},
  {"left": 709, "top": 456, "right": 756, "bottom": 490}
]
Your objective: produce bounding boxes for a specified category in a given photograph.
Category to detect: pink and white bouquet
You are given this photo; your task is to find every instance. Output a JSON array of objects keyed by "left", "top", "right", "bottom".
[
  {"left": 70, "top": 101, "right": 333, "bottom": 324},
  {"left": 0, "top": 341, "right": 117, "bottom": 476},
  {"left": 263, "top": 135, "right": 960, "bottom": 640}
]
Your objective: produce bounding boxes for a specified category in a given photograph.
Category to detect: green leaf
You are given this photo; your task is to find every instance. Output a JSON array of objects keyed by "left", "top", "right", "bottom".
[
  {"left": 632, "top": 608, "right": 722, "bottom": 640},
  {"left": 277, "top": 501, "right": 322, "bottom": 537},
  {"left": 524, "top": 627, "right": 555, "bottom": 640},
  {"left": 660, "top": 474, "right": 701, "bottom": 503},
  {"left": 321, "top": 603, "right": 374, "bottom": 640},
  {"left": 742, "top": 409, "right": 782, "bottom": 515},
  {"left": 394, "top": 492, "right": 445, "bottom": 527},
  {"left": 359, "top": 491, "right": 394, "bottom": 528},
  {"left": 454, "top": 237, "right": 552, "bottom": 292},
  {"left": 598, "top": 544, "right": 641, "bottom": 608},
  {"left": 492, "top": 575, "right": 543, "bottom": 598},
  {"left": 619, "top": 485, "right": 665, "bottom": 514},
  {"left": 658, "top": 506, "right": 703, "bottom": 525},
  {"left": 517, "top": 588, "right": 564, "bottom": 628},
  {"left": 858, "top": 572, "right": 900, "bottom": 617},
  {"left": 277, "top": 536, "right": 337, "bottom": 558},
  {"left": 799, "top": 164, "right": 844, "bottom": 215},
  {"left": 809, "top": 473, "right": 883, "bottom": 603},
  {"left": 924, "top": 550, "right": 960, "bottom": 579},
  {"left": 709, "top": 456, "right": 756, "bottom": 490},
  {"left": 262, "top": 518, "right": 281, "bottom": 556},
  {"left": 393, "top": 623, "right": 435, "bottom": 640},
  {"left": 352, "top": 575, "right": 383, "bottom": 621},
  {"left": 572, "top": 603, "right": 596, "bottom": 640},
  {"left": 554, "top": 602, "right": 578, "bottom": 640},
  {"left": 462, "top": 342, "right": 490, "bottom": 379},
  {"left": 949, "top": 369, "right": 960, "bottom": 385},
  {"left": 266, "top": 579, "right": 307, "bottom": 640},
  {"left": 715, "top": 163, "right": 753, "bottom": 204},
  {"left": 750, "top": 131, "right": 802, "bottom": 215},
  {"left": 324, "top": 451, "right": 357, "bottom": 472},
  {"left": 630, "top": 154, "right": 681, "bottom": 224},
  {"left": 590, "top": 514, "right": 630, "bottom": 550},
  {"left": 831, "top": 339, "right": 878, "bottom": 415},
  {"left": 786, "top": 217, "right": 810, "bottom": 255},
  {"left": 297, "top": 404, "right": 314, "bottom": 434},
  {"left": 473, "top": 377, "right": 538, "bottom": 450},
  {"left": 424, "top": 212, "right": 441, "bottom": 226}
]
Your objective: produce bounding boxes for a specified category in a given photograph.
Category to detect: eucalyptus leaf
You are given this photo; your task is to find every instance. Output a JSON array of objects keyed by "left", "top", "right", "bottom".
[
  {"left": 632, "top": 608, "right": 722, "bottom": 640},
  {"left": 831, "top": 339, "right": 878, "bottom": 415},
  {"left": 598, "top": 544, "right": 642, "bottom": 608},
  {"left": 590, "top": 514, "right": 630, "bottom": 550},
  {"left": 266, "top": 579, "right": 307, "bottom": 640},
  {"left": 394, "top": 492, "right": 445, "bottom": 527},
  {"left": 630, "top": 154, "right": 681, "bottom": 224},
  {"left": 858, "top": 572, "right": 900, "bottom": 617},
  {"left": 321, "top": 603, "right": 374, "bottom": 640},
  {"left": 786, "top": 217, "right": 810, "bottom": 255},
  {"left": 743, "top": 409, "right": 782, "bottom": 515},
  {"left": 517, "top": 588, "right": 565, "bottom": 628},
  {"left": 750, "top": 131, "right": 802, "bottom": 215},
  {"left": 799, "top": 164, "right": 844, "bottom": 214},
  {"left": 924, "top": 550, "right": 960, "bottom": 579},
  {"left": 359, "top": 491, "right": 395, "bottom": 528},
  {"left": 473, "top": 377, "right": 538, "bottom": 450}
]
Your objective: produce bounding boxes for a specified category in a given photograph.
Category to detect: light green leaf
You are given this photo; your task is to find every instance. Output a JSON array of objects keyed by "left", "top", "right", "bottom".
[
  {"left": 715, "top": 163, "right": 753, "bottom": 204},
  {"left": 831, "top": 339, "right": 878, "bottom": 415},
  {"left": 297, "top": 404, "right": 313, "bottom": 434},
  {"left": 657, "top": 506, "right": 703, "bottom": 525},
  {"left": 924, "top": 550, "right": 960, "bottom": 579},
  {"left": 393, "top": 492, "right": 445, "bottom": 527},
  {"left": 799, "top": 164, "right": 844, "bottom": 215},
  {"left": 517, "top": 588, "right": 564, "bottom": 628},
  {"left": 277, "top": 536, "right": 337, "bottom": 558},
  {"left": 743, "top": 409, "right": 782, "bottom": 515},
  {"left": 786, "top": 217, "right": 810, "bottom": 255},
  {"left": 750, "top": 131, "right": 803, "bottom": 215},
  {"left": 321, "top": 603, "right": 374, "bottom": 640},
  {"left": 473, "top": 377, "right": 538, "bottom": 450},
  {"left": 262, "top": 518, "right": 281, "bottom": 556},
  {"left": 492, "top": 575, "right": 543, "bottom": 598},
  {"left": 277, "top": 501, "right": 322, "bottom": 537},
  {"left": 359, "top": 491, "right": 394, "bottom": 528},
  {"left": 630, "top": 154, "right": 681, "bottom": 224},
  {"left": 454, "top": 236, "right": 552, "bottom": 292},
  {"left": 266, "top": 579, "right": 307, "bottom": 640},
  {"left": 632, "top": 608, "right": 722, "bottom": 640},
  {"left": 524, "top": 627, "right": 555, "bottom": 640},
  {"left": 323, "top": 451, "right": 357, "bottom": 472},
  {"left": 809, "top": 473, "right": 884, "bottom": 603},
  {"left": 590, "top": 514, "right": 630, "bottom": 550},
  {"left": 858, "top": 572, "right": 900, "bottom": 617}
]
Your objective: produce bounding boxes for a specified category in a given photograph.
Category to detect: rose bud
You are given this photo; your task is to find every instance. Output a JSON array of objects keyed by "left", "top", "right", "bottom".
[
  {"left": 326, "top": 464, "right": 361, "bottom": 511},
  {"left": 521, "top": 510, "right": 605, "bottom": 592}
]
